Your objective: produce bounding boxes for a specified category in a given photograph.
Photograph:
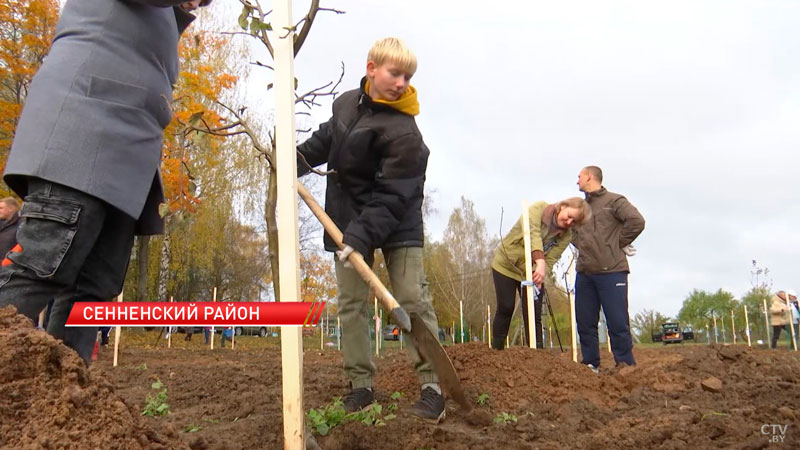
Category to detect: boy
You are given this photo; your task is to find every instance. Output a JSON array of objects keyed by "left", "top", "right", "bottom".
[{"left": 297, "top": 38, "right": 444, "bottom": 422}]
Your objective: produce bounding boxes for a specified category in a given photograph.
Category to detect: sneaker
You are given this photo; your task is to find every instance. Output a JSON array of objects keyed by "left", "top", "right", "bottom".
[
  {"left": 343, "top": 387, "right": 374, "bottom": 413},
  {"left": 586, "top": 364, "right": 599, "bottom": 374},
  {"left": 410, "top": 387, "right": 446, "bottom": 423}
]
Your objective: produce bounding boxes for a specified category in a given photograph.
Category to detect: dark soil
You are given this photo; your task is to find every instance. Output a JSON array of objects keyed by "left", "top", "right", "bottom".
[{"left": 3, "top": 305, "right": 800, "bottom": 449}]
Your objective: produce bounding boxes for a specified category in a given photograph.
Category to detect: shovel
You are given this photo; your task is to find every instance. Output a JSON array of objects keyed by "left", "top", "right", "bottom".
[{"left": 297, "top": 182, "right": 470, "bottom": 410}]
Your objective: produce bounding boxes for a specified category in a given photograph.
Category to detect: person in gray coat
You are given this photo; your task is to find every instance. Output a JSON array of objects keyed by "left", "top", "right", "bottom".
[{"left": 0, "top": 0, "right": 212, "bottom": 365}]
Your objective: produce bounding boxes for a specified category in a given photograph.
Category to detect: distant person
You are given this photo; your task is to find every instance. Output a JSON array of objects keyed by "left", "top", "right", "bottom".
[
  {"left": 0, "top": 197, "right": 21, "bottom": 257},
  {"left": 0, "top": 0, "right": 213, "bottom": 366},
  {"left": 99, "top": 326, "right": 111, "bottom": 346},
  {"left": 770, "top": 290, "right": 794, "bottom": 349},
  {"left": 789, "top": 290, "right": 800, "bottom": 342},
  {"left": 296, "top": 38, "right": 444, "bottom": 422},
  {"left": 491, "top": 198, "right": 591, "bottom": 349},
  {"left": 572, "top": 166, "right": 645, "bottom": 372}
]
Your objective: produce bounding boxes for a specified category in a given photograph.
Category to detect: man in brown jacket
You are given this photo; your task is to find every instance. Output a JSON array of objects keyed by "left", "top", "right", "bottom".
[
  {"left": 769, "top": 290, "right": 795, "bottom": 349},
  {"left": 572, "top": 166, "right": 645, "bottom": 371}
]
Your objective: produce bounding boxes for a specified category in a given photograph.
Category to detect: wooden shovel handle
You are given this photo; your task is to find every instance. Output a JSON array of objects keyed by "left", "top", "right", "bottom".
[{"left": 296, "top": 183, "right": 402, "bottom": 314}]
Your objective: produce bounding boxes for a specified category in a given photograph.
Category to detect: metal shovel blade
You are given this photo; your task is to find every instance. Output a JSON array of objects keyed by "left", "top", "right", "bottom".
[{"left": 410, "top": 313, "right": 471, "bottom": 411}]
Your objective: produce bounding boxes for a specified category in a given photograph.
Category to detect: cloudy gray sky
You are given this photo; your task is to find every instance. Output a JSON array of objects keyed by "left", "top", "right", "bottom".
[{"left": 222, "top": 0, "right": 799, "bottom": 317}]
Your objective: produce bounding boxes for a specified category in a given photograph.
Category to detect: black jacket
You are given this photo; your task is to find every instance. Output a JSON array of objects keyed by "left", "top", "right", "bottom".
[
  {"left": 0, "top": 211, "right": 20, "bottom": 258},
  {"left": 297, "top": 79, "right": 429, "bottom": 257}
]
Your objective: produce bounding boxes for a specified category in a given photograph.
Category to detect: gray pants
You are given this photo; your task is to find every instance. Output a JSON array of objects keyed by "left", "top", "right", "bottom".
[{"left": 336, "top": 246, "right": 439, "bottom": 388}]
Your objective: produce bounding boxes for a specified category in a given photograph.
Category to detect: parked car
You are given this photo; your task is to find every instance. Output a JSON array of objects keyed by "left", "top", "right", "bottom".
[
  {"left": 682, "top": 327, "right": 694, "bottom": 340},
  {"left": 652, "top": 331, "right": 663, "bottom": 342},
  {"left": 384, "top": 325, "right": 400, "bottom": 341},
  {"left": 235, "top": 326, "right": 270, "bottom": 337},
  {"left": 661, "top": 322, "right": 683, "bottom": 344}
]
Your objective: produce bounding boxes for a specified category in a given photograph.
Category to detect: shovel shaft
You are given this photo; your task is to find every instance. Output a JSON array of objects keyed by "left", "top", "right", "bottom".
[{"left": 297, "top": 183, "right": 410, "bottom": 332}]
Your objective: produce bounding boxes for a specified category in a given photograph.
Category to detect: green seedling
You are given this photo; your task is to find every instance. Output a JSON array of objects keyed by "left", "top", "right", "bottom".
[
  {"left": 142, "top": 379, "right": 169, "bottom": 417},
  {"left": 182, "top": 423, "right": 202, "bottom": 433},
  {"left": 202, "top": 418, "right": 221, "bottom": 424},
  {"left": 494, "top": 412, "right": 518, "bottom": 425},
  {"left": 700, "top": 411, "right": 730, "bottom": 422},
  {"left": 476, "top": 393, "right": 489, "bottom": 406},
  {"left": 390, "top": 391, "right": 404, "bottom": 400},
  {"left": 306, "top": 397, "right": 398, "bottom": 436},
  {"left": 134, "top": 363, "right": 148, "bottom": 371}
]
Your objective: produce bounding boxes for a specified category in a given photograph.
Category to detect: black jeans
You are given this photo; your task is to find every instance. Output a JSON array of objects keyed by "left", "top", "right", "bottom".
[
  {"left": 0, "top": 179, "right": 135, "bottom": 364},
  {"left": 771, "top": 325, "right": 789, "bottom": 349},
  {"left": 491, "top": 269, "right": 543, "bottom": 349}
]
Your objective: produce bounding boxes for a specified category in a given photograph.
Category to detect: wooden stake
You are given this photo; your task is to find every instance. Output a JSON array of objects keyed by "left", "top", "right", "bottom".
[
  {"left": 763, "top": 298, "right": 771, "bottom": 345},
  {"left": 374, "top": 296, "right": 379, "bottom": 356},
  {"left": 400, "top": 328, "right": 403, "bottom": 350},
  {"left": 606, "top": 328, "right": 611, "bottom": 352},
  {"left": 744, "top": 304, "right": 751, "bottom": 347},
  {"left": 274, "top": 0, "right": 304, "bottom": 445},
  {"left": 520, "top": 200, "right": 537, "bottom": 349},
  {"left": 379, "top": 309, "right": 383, "bottom": 349},
  {"left": 788, "top": 305, "right": 798, "bottom": 351},
  {"left": 337, "top": 316, "right": 341, "bottom": 351},
  {"left": 113, "top": 292, "right": 123, "bottom": 367},
  {"left": 168, "top": 296, "right": 173, "bottom": 349},
  {"left": 565, "top": 256, "right": 578, "bottom": 363},
  {"left": 487, "top": 304, "right": 492, "bottom": 349},
  {"left": 452, "top": 321, "right": 456, "bottom": 345},
  {"left": 712, "top": 314, "right": 718, "bottom": 344},
  {"left": 210, "top": 287, "right": 216, "bottom": 350},
  {"left": 730, "top": 310, "right": 736, "bottom": 345}
]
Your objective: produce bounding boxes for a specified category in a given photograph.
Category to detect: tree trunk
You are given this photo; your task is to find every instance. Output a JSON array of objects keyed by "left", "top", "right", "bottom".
[
  {"left": 136, "top": 235, "right": 150, "bottom": 302},
  {"left": 265, "top": 164, "right": 280, "bottom": 301},
  {"left": 158, "top": 232, "right": 171, "bottom": 302}
]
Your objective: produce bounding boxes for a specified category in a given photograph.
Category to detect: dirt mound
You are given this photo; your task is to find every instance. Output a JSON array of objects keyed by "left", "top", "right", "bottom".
[
  {"left": 0, "top": 306, "right": 188, "bottom": 450},
  {"left": 47, "top": 331, "right": 800, "bottom": 449}
]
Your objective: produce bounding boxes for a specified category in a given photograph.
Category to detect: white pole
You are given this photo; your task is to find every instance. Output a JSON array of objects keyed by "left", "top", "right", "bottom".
[
  {"left": 606, "top": 328, "right": 611, "bottom": 352},
  {"left": 520, "top": 200, "right": 537, "bottom": 349},
  {"left": 400, "top": 328, "right": 403, "bottom": 350},
  {"left": 763, "top": 298, "right": 771, "bottom": 345},
  {"left": 337, "top": 316, "right": 341, "bottom": 351},
  {"left": 274, "top": 0, "right": 305, "bottom": 445},
  {"left": 379, "top": 309, "right": 383, "bottom": 349},
  {"left": 210, "top": 287, "right": 216, "bottom": 350},
  {"left": 168, "top": 296, "right": 173, "bottom": 349},
  {"left": 459, "top": 299, "right": 464, "bottom": 344},
  {"left": 113, "top": 292, "right": 123, "bottom": 367},
  {"left": 452, "top": 321, "right": 456, "bottom": 345},
  {"left": 730, "top": 310, "right": 736, "bottom": 345},
  {"left": 548, "top": 326, "right": 553, "bottom": 348},
  {"left": 744, "top": 304, "right": 751, "bottom": 347},
  {"left": 487, "top": 304, "right": 492, "bottom": 349}
]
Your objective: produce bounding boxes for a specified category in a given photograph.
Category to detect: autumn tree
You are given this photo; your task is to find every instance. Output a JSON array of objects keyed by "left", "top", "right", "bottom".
[
  {"left": 426, "top": 197, "right": 495, "bottom": 331},
  {"left": 187, "top": 0, "right": 344, "bottom": 302},
  {"left": 0, "top": 0, "right": 59, "bottom": 195},
  {"left": 630, "top": 309, "right": 672, "bottom": 343}
]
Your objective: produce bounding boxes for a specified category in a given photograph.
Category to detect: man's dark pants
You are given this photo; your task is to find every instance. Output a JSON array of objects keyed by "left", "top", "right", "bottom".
[
  {"left": 0, "top": 179, "right": 135, "bottom": 364},
  {"left": 575, "top": 271, "right": 636, "bottom": 367}
]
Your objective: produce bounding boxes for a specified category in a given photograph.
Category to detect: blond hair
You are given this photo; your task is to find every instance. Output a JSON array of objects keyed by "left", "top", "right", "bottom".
[
  {"left": 555, "top": 197, "right": 592, "bottom": 225},
  {"left": 367, "top": 37, "right": 417, "bottom": 76}
]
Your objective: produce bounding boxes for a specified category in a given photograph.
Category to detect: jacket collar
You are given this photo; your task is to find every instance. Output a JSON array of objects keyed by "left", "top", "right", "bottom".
[
  {"left": 0, "top": 212, "right": 20, "bottom": 230},
  {"left": 173, "top": 7, "right": 196, "bottom": 35},
  {"left": 358, "top": 77, "right": 407, "bottom": 114},
  {"left": 584, "top": 186, "right": 607, "bottom": 201}
]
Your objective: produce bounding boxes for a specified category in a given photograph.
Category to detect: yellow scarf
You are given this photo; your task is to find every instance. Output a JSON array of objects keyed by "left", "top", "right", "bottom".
[{"left": 364, "top": 80, "right": 420, "bottom": 116}]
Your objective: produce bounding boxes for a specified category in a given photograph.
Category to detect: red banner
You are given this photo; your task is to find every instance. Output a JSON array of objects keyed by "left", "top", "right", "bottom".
[{"left": 64, "top": 302, "right": 325, "bottom": 327}]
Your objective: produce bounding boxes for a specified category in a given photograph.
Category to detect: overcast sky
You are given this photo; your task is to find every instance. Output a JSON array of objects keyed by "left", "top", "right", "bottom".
[{"left": 215, "top": 0, "right": 799, "bottom": 318}]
